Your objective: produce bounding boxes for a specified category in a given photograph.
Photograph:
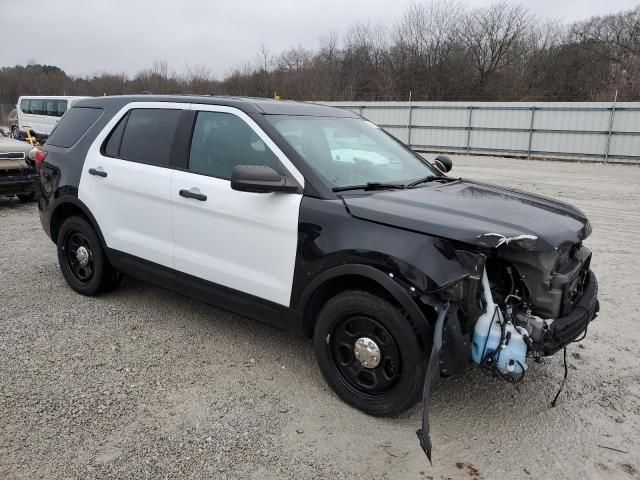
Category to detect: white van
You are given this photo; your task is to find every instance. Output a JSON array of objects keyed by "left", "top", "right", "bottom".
[{"left": 17, "top": 96, "right": 89, "bottom": 139}]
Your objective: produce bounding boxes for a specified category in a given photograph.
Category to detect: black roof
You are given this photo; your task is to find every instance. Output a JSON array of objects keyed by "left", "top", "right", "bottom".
[{"left": 76, "top": 95, "right": 358, "bottom": 118}]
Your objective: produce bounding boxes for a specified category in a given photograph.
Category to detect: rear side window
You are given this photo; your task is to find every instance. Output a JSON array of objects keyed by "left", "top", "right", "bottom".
[
  {"left": 21, "top": 99, "right": 68, "bottom": 117},
  {"left": 57, "top": 101, "right": 68, "bottom": 117},
  {"left": 106, "top": 109, "right": 181, "bottom": 166},
  {"left": 45, "top": 100, "right": 56, "bottom": 116},
  {"left": 45, "top": 100, "right": 67, "bottom": 117},
  {"left": 30, "top": 99, "right": 44, "bottom": 115},
  {"left": 46, "top": 107, "right": 103, "bottom": 148}
]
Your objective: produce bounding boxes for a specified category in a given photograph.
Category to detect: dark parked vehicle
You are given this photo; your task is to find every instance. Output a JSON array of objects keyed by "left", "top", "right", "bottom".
[
  {"left": 0, "top": 138, "right": 41, "bottom": 201},
  {"left": 37, "top": 96, "right": 598, "bottom": 460}
]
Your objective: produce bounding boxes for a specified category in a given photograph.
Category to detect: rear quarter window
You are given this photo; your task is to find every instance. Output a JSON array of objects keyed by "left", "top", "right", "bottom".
[
  {"left": 46, "top": 107, "right": 103, "bottom": 148},
  {"left": 114, "top": 109, "right": 182, "bottom": 166}
]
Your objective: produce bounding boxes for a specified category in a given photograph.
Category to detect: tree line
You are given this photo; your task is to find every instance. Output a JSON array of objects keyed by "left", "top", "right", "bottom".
[{"left": 1, "top": 1, "right": 639, "bottom": 106}]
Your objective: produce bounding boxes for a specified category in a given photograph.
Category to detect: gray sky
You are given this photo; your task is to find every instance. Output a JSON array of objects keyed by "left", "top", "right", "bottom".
[{"left": 1, "top": 0, "right": 638, "bottom": 78}]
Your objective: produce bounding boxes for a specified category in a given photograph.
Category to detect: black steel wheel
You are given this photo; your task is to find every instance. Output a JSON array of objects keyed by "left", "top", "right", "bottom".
[
  {"left": 331, "top": 315, "right": 402, "bottom": 395},
  {"left": 57, "top": 216, "right": 121, "bottom": 295},
  {"left": 65, "top": 231, "right": 94, "bottom": 282},
  {"left": 313, "top": 290, "right": 429, "bottom": 417}
]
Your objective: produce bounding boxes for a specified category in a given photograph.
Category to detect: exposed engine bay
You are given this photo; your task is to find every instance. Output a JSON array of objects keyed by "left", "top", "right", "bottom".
[
  {"left": 471, "top": 241, "right": 597, "bottom": 379},
  {"left": 417, "top": 238, "right": 599, "bottom": 462}
]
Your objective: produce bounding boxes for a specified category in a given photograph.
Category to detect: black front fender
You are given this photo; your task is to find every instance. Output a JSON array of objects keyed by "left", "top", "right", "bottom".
[{"left": 296, "top": 263, "right": 435, "bottom": 344}]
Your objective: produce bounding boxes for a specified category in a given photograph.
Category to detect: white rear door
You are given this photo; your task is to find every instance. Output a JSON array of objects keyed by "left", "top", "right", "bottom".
[
  {"left": 79, "top": 102, "right": 189, "bottom": 268},
  {"left": 171, "top": 106, "right": 304, "bottom": 306}
]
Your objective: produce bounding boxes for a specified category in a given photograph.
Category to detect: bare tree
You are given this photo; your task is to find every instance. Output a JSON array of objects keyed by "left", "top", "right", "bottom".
[
  {"left": 2, "top": 2, "right": 640, "bottom": 104},
  {"left": 185, "top": 65, "right": 214, "bottom": 94},
  {"left": 458, "top": 2, "right": 531, "bottom": 90},
  {"left": 394, "top": 0, "right": 466, "bottom": 99}
]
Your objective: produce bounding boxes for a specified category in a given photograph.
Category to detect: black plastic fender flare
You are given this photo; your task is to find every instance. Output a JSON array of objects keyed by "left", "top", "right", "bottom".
[
  {"left": 297, "top": 263, "right": 434, "bottom": 346},
  {"left": 48, "top": 195, "right": 110, "bottom": 254}
]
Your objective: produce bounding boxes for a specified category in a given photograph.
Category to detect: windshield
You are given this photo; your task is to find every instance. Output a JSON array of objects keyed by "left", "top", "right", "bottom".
[{"left": 265, "top": 115, "right": 438, "bottom": 189}]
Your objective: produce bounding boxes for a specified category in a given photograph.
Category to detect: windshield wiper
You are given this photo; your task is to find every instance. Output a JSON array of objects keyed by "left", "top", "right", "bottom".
[
  {"left": 332, "top": 182, "right": 406, "bottom": 193},
  {"left": 407, "top": 175, "right": 456, "bottom": 187}
]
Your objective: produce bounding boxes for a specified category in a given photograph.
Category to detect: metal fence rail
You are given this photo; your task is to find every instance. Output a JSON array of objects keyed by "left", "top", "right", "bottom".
[{"left": 323, "top": 101, "right": 640, "bottom": 163}]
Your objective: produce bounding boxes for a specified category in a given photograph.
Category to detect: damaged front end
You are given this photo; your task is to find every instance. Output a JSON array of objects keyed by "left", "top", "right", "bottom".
[{"left": 416, "top": 235, "right": 599, "bottom": 462}]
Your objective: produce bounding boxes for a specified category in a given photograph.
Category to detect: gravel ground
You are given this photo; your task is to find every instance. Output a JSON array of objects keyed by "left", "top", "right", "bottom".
[{"left": 1, "top": 155, "right": 639, "bottom": 479}]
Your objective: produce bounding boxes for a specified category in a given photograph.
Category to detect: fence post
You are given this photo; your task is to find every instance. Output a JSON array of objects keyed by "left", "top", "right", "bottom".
[
  {"left": 466, "top": 106, "right": 473, "bottom": 154},
  {"left": 527, "top": 106, "right": 536, "bottom": 159},
  {"left": 604, "top": 94, "right": 617, "bottom": 163},
  {"left": 407, "top": 104, "right": 413, "bottom": 147},
  {"left": 359, "top": 105, "right": 364, "bottom": 118}
]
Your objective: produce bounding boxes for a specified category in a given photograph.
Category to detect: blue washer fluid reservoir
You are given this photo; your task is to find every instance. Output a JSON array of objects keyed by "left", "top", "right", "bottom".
[
  {"left": 495, "top": 324, "right": 528, "bottom": 374},
  {"left": 471, "top": 270, "right": 528, "bottom": 375}
]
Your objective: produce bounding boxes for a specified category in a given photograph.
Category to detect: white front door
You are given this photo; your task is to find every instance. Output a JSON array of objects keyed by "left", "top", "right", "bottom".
[
  {"left": 79, "top": 102, "right": 190, "bottom": 268},
  {"left": 171, "top": 106, "right": 304, "bottom": 306}
]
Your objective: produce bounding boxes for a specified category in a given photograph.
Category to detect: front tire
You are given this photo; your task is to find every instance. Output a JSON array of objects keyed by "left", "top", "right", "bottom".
[
  {"left": 57, "top": 216, "right": 121, "bottom": 295},
  {"left": 313, "top": 290, "right": 428, "bottom": 417}
]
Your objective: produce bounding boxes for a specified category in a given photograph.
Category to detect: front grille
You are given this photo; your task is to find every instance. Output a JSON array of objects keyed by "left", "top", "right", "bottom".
[{"left": 0, "top": 152, "right": 26, "bottom": 160}]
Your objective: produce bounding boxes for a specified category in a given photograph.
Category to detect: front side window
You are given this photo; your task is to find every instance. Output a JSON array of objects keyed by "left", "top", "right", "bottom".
[
  {"left": 188, "top": 111, "right": 280, "bottom": 180},
  {"left": 266, "top": 115, "right": 437, "bottom": 188},
  {"left": 20, "top": 99, "right": 30, "bottom": 114},
  {"left": 116, "top": 109, "right": 182, "bottom": 166}
]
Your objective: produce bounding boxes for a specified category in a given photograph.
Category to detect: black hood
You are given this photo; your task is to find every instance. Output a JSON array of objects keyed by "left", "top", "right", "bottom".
[{"left": 341, "top": 179, "right": 591, "bottom": 251}]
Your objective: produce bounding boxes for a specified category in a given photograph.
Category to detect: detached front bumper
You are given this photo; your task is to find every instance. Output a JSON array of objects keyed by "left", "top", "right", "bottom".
[{"left": 538, "top": 269, "right": 599, "bottom": 356}]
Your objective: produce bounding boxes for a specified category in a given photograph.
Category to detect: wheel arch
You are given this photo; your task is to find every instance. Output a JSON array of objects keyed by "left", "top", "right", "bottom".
[
  {"left": 49, "top": 197, "right": 107, "bottom": 251},
  {"left": 298, "top": 264, "right": 436, "bottom": 349}
]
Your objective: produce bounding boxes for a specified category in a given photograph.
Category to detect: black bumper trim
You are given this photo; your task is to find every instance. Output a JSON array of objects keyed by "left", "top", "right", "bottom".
[
  {"left": 0, "top": 174, "right": 39, "bottom": 195},
  {"left": 541, "top": 270, "right": 598, "bottom": 356}
]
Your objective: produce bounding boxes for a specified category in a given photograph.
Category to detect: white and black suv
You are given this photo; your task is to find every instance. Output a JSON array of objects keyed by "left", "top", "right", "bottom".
[{"left": 38, "top": 96, "right": 598, "bottom": 459}]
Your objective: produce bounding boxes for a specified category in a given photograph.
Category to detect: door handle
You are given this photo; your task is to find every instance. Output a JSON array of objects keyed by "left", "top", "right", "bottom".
[
  {"left": 88, "top": 168, "right": 107, "bottom": 178},
  {"left": 179, "top": 189, "right": 207, "bottom": 201}
]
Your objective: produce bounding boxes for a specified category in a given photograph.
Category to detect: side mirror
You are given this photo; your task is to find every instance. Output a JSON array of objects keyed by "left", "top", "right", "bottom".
[
  {"left": 231, "top": 165, "right": 299, "bottom": 193},
  {"left": 434, "top": 154, "right": 452, "bottom": 173}
]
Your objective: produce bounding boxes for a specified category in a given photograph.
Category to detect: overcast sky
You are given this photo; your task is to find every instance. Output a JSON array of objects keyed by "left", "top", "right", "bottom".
[{"left": 1, "top": 0, "right": 638, "bottom": 78}]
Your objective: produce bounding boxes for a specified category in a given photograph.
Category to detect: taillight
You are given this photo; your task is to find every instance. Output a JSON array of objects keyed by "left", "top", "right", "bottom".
[{"left": 35, "top": 150, "right": 47, "bottom": 170}]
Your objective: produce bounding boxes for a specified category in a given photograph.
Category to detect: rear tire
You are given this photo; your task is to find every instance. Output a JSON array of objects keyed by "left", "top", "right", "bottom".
[
  {"left": 57, "top": 216, "right": 121, "bottom": 295},
  {"left": 313, "top": 290, "right": 428, "bottom": 417}
]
